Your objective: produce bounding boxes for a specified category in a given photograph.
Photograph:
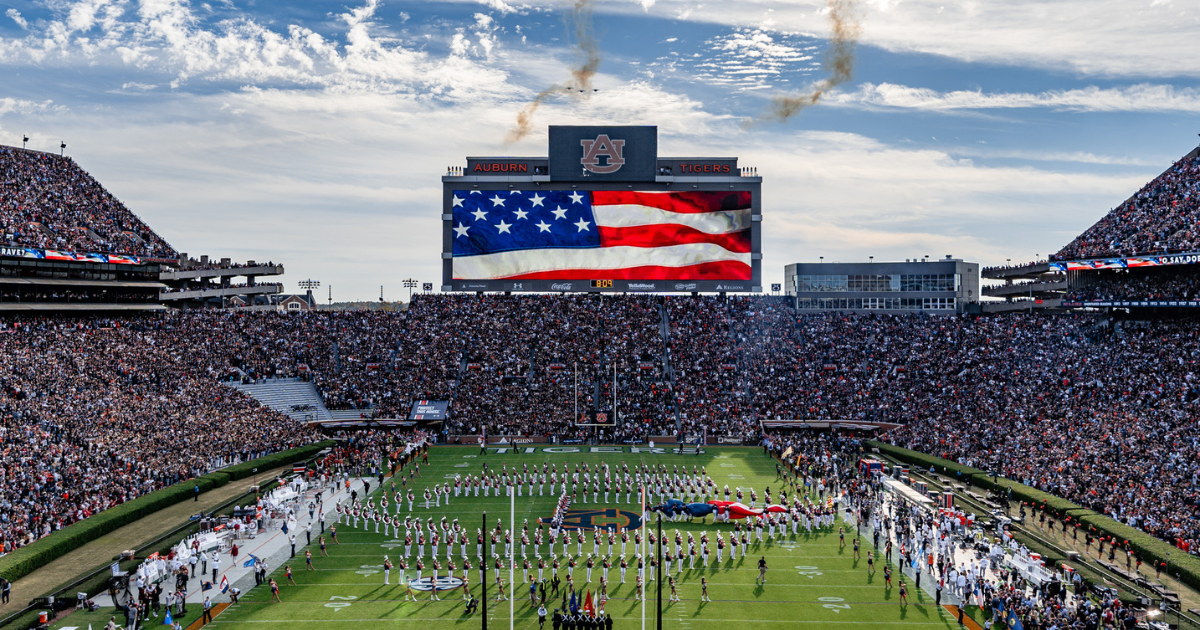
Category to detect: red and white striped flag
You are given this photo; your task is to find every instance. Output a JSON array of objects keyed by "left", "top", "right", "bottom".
[{"left": 452, "top": 190, "right": 751, "bottom": 280}]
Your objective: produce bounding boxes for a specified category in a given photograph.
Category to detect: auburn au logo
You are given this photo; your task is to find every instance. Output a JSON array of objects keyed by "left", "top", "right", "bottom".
[
  {"left": 580, "top": 134, "right": 626, "bottom": 174},
  {"left": 552, "top": 508, "right": 643, "bottom": 532}
]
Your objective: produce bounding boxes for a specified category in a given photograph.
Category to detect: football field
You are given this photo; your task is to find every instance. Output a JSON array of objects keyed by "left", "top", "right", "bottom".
[{"left": 208, "top": 445, "right": 968, "bottom": 630}]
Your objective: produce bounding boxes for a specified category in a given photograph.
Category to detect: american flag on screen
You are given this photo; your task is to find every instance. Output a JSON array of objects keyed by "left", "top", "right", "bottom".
[{"left": 451, "top": 190, "right": 752, "bottom": 280}]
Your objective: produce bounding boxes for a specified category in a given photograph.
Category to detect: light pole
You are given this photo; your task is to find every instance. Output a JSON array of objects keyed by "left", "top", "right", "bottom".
[
  {"left": 298, "top": 279, "right": 319, "bottom": 305},
  {"left": 403, "top": 278, "right": 418, "bottom": 301}
]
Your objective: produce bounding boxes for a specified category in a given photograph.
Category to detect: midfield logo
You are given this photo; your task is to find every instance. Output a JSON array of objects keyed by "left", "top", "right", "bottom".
[
  {"left": 408, "top": 576, "right": 464, "bottom": 592},
  {"left": 552, "top": 508, "right": 643, "bottom": 532},
  {"left": 580, "top": 134, "right": 626, "bottom": 174}
]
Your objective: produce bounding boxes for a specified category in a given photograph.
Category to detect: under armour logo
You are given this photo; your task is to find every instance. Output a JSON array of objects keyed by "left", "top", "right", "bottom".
[{"left": 580, "top": 134, "right": 626, "bottom": 174}]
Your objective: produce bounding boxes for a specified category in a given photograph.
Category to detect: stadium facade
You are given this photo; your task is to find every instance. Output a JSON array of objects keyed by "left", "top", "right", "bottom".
[
  {"left": 442, "top": 125, "right": 762, "bottom": 293},
  {"left": 784, "top": 256, "right": 980, "bottom": 314}
]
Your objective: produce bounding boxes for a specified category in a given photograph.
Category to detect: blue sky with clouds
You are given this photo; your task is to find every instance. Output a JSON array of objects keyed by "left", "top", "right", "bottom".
[{"left": 1, "top": 0, "right": 1198, "bottom": 299}]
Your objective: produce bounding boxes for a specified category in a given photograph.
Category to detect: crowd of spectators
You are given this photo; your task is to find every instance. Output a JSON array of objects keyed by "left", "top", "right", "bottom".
[
  {"left": 0, "top": 147, "right": 176, "bottom": 259},
  {"left": 161, "top": 282, "right": 284, "bottom": 295},
  {"left": 4, "top": 295, "right": 1200, "bottom": 559},
  {"left": 1065, "top": 270, "right": 1200, "bottom": 302},
  {"left": 1056, "top": 152, "right": 1200, "bottom": 260},
  {"left": 0, "top": 316, "right": 319, "bottom": 553},
  {"left": 981, "top": 260, "right": 1048, "bottom": 273}
]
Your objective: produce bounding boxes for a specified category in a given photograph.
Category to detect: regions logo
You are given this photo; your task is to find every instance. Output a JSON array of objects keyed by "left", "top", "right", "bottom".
[
  {"left": 580, "top": 134, "right": 626, "bottom": 174},
  {"left": 550, "top": 283, "right": 574, "bottom": 291},
  {"left": 408, "top": 576, "right": 465, "bottom": 592},
  {"left": 550, "top": 508, "right": 643, "bottom": 532}
]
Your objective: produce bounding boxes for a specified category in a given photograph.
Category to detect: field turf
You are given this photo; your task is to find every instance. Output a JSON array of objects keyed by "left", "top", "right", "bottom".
[{"left": 209, "top": 446, "right": 968, "bottom": 629}]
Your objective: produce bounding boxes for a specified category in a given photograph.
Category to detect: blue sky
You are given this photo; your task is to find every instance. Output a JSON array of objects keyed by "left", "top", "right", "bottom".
[{"left": 0, "top": 0, "right": 1198, "bottom": 299}]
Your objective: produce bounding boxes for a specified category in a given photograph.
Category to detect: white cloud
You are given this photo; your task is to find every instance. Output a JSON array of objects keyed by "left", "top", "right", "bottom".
[
  {"left": 683, "top": 28, "right": 816, "bottom": 91},
  {"left": 0, "top": 98, "right": 63, "bottom": 116},
  {"left": 830, "top": 82, "right": 1200, "bottom": 113},
  {"left": 442, "top": 0, "right": 1200, "bottom": 78},
  {"left": 0, "top": 0, "right": 513, "bottom": 102},
  {"left": 475, "top": 0, "right": 528, "bottom": 15},
  {"left": 6, "top": 9, "right": 28, "bottom": 30}
]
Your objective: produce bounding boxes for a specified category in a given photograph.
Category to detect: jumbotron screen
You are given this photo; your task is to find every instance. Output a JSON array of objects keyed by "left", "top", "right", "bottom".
[
  {"left": 451, "top": 189, "right": 751, "bottom": 283},
  {"left": 441, "top": 125, "right": 761, "bottom": 293}
]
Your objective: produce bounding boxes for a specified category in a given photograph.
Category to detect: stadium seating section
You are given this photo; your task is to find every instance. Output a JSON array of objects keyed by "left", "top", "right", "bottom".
[
  {"left": 0, "top": 147, "right": 176, "bottom": 257},
  {"left": 1056, "top": 150, "right": 1200, "bottom": 260},
  {"left": 3, "top": 299, "right": 1199, "bottom": 562}
]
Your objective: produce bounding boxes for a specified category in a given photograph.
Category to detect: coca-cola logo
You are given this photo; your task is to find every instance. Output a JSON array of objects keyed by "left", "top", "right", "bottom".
[{"left": 550, "top": 283, "right": 574, "bottom": 291}]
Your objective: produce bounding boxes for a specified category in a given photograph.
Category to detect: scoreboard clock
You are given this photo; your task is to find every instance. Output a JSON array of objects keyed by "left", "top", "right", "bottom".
[{"left": 591, "top": 280, "right": 614, "bottom": 289}]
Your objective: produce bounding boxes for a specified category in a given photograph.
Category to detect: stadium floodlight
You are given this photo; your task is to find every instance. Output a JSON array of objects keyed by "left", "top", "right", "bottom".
[
  {"left": 298, "top": 279, "right": 320, "bottom": 290},
  {"left": 22, "top": 135, "right": 28, "bottom": 150},
  {"left": 402, "top": 278, "right": 418, "bottom": 301},
  {"left": 59, "top": 141, "right": 66, "bottom": 157}
]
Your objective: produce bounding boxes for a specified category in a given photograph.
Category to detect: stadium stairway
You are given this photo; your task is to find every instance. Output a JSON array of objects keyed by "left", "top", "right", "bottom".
[{"left": 227, "top": 377, "right": 333, "bottom": 423}]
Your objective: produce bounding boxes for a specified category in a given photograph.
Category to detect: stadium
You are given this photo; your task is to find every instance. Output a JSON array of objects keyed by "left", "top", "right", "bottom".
[{"left": 0, "top": 123, "right": 1199, "bottom": 630}]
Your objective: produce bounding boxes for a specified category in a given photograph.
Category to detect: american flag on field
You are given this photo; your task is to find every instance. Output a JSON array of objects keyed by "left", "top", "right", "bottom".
[{"left": 451, "top": 190, "right": 752, "bottom": 280}]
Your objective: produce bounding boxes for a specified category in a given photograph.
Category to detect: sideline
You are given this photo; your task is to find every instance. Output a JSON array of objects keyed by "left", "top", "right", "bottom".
[
  {"left": 0, "top": 464, "right": 293, "bottom": 613},
  {"left": 185, "top": 603, "right": 230, "bottom": 630},
  {"left": 941, "top": 605, "right": 985, "bottom": 630}
]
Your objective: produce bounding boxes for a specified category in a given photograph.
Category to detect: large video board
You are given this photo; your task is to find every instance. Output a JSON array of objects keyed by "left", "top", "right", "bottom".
[{"left": 442, "top": 126, "right": 761, "bottom": 293}]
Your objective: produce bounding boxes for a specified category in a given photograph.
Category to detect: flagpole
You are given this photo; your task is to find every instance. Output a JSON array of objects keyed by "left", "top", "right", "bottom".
[
  {"left": 510, "top": 485, "right": 515, "bottom": 630},
  {"left": 641, "top": 486, "right": 646, "bottom": 630},
  {"left": 574, "top": 362, "right": 578, "bottom": 426},
  {"left": 482, "top": 510, "right": 488, "bottom": 630},
  {"left": 656, "top": 512, "right": 663, "bottom": 630}
]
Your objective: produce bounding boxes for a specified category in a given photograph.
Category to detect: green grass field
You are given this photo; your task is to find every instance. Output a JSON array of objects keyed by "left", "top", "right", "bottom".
[{"left": 194, "top": 446, "right": 972, "bottom": 629}]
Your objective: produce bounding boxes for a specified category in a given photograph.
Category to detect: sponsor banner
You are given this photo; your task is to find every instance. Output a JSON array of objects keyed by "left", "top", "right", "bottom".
[
  {"left": 638, "top": 361, "right": 655, "bottom": 370},
  {"left": 0, "top": 245, "right": 143, "bottom": 265},
  {"left": 759, "top": 419, "right": 902, "bottom": 432},
  {"left": 466, "top": 363, "right": 482, "bottom": 370},
  {"left": 720, "top": 363, "right": 736, "bottom": 371},
  {"left": 1063, "top": 299, "right": 1200, "bottom": 308},
  {"left": 548, "top": 363, "right": 567, "bottom": 371},
  {"left": 408, "top": 400, "right": 449, "bottom": 421},
  {"left": 577, "top": 410, "right": 615, "bottom": 426},
  {"left": 448, "top": 435, "right": 548, "bottom": 444},
  {"left": 717, "top": 436, "right": 745, "bottom": 444},
  {"left": 1051, "top": 251, "right": 1200, "bottom": 271},
  {"left": 449, "top": 279, "right": 757, "bottom": 293}
]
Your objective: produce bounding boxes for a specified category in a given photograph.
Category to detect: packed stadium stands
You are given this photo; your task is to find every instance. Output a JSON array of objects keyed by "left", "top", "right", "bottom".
[
  {"left": 1065, "top": 269, "right": 1200, "bottom": 302},
  {"left": 0, "top": 147, "right": 176, "bottom": 258},
  {"left": 0, "top": 316, "right": 319, "bottom": 552},
  {"left": 1055, "top": 148, "right": 1200, "bottom": 260},
  {"left": 4, "top": 298, "right": 1199, "bottom": 558}
]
